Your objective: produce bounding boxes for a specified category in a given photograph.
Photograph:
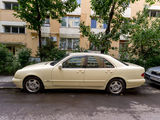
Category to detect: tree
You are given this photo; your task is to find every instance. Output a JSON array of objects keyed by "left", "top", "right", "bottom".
[
  {"left": 14, "top": 0, "right": 78, "bottom": 60},
  {"left": 80, "top": 0, "right": 132, "bottom": 53},
  {"left": 80, "top": 0, "right": 156, "bottom": 54},
  {"left": 122, "top": 7, "right": 160, "bottom": 57}
]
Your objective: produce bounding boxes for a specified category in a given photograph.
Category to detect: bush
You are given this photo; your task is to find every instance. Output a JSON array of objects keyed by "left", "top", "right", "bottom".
[
  {"left": 38, "top": 38, "right": 66, "bottom": 61},
  {"left": 18, "top": 48, "right": 31, "bottom": 68},
  {"left": 0, "top": 44, "right": 19, "bottom": 75}
]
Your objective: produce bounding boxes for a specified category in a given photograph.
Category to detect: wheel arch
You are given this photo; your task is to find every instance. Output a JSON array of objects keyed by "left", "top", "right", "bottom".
[
  {"left": 106, "top": 77, "right": 126, "bottom": 90},
  {"left": 23, "top": 75, "right": 45, "bottom": 89}
]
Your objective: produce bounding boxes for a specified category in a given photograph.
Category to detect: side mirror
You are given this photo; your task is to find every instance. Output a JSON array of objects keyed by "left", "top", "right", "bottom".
[{"left": 58, "top": 64, "right": 62, "bottom": 70}]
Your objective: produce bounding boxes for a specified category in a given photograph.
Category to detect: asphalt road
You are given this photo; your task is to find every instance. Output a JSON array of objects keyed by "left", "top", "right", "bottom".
[{"left": 0, "top": 84, "right": 160, "bottom": 120}]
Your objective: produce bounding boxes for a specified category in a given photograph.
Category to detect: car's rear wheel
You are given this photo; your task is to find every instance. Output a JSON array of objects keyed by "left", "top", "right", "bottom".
[
  {"left": 23, "top": 77, "right": 44, "bottom": 93},
  {"left": 107, "top": 79, "right": 125, "bottom": 95}
]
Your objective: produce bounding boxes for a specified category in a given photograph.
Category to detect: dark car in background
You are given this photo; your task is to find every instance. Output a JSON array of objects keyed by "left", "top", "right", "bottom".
[{"left": 145, "top": 66, "right": 160, "bottom": 85}]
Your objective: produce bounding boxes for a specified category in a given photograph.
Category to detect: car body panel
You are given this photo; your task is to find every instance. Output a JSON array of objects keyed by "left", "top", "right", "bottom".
[
  {"left": 12, "top": 53, "right": 145, "bottom": 90},
  {"left": 145, "top": 66, "right": 160, "bottom": 84}
]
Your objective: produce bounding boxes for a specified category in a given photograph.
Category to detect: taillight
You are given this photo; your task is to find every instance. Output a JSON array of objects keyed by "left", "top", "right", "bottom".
[{"left": 141, "top": 73, "right": 144, "bottom": 77}]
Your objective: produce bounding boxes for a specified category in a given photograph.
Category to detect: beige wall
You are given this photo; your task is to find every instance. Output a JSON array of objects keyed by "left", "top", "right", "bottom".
[
  {"left": 0, "top": 10, "right": 22, "bottom": 21},
  {"left": 1, "top": 0, "right": 159, "bottom": 58}
]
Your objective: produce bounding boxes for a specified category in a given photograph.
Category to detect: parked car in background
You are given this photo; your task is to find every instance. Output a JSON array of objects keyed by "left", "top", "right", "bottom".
[
  {"left": 145, "top": 66, "right": 160, "bottom": 85},
  {"left": 13, "top": 53, "right": 145, "bottom": 95}
]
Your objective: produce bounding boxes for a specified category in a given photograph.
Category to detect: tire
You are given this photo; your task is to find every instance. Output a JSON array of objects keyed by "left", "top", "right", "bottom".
[
  {"left": 106, "top": 79, "right": 125, "bottom": 95},
  {"left": 23, "top": 76, "right": 44, "bottom": 93}
]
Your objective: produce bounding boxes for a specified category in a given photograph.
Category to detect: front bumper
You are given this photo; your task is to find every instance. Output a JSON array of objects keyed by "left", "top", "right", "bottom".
[{"left": 12, "top": 77, "right": 23, "bottom": 88}]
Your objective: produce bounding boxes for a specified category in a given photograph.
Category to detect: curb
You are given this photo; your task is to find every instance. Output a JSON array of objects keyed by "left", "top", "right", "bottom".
[{"left": 0, "top": 82, "right": 16, "bottom": 89}]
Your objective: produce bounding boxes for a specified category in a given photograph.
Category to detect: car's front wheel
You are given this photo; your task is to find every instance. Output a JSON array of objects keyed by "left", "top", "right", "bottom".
[
  {"left": 107, "top": 79, "right": 125, "bottom": 95},
  {"left": 23, "top": 76, "right": 44, "bottom": 93}
]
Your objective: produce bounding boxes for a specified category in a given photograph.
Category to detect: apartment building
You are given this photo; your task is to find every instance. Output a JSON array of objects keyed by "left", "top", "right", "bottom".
[{"left": 0, "top": 0, "right": 160, "bottom": 57}]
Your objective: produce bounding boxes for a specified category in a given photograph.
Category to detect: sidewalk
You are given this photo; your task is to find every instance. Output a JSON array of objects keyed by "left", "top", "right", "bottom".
[{"left": 0, "top": 76, "right": 16, "bottom": 88}]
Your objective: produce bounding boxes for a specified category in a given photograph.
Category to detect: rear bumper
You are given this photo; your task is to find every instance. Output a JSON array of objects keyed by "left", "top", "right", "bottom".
[
  {"left": 126, "top": 79, "right": 145, "bottom": 88},
  {"left": 12, "top": 77, "right": 23, "bottom": 88}
]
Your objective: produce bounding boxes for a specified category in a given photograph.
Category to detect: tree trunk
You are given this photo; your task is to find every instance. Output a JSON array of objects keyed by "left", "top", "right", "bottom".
[
  {"left": 101, "top": 49, "right": 105, "bottom": 54},
  {"left": 38, "top": 27, "right": 42, "bottom": 61},
  {"left": 103, "top": 1, "right": 116, "bottom": 53}
]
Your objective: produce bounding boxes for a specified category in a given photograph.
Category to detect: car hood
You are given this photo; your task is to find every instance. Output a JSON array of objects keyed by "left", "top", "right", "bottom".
[
  {"left": 147, "top": 66, "right": 160, "bottom": 71},
  {"left": 22, "top": 62, "right": 51, "bottom": 70}
]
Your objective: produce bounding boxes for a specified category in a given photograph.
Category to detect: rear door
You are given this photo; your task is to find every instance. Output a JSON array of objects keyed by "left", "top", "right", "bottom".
[{"left": 84, "top": 55, "right": 115, "bottom": 87}]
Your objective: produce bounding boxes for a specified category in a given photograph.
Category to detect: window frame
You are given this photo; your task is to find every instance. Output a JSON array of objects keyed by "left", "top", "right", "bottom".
[
  {"left": 62, "top": 56, "right": 87, "bottom": 69},
  {"left": 85, "top": 55, "right": 115, "bottom": 69},
  {"left": 61, "top": 55, "right": 115, "bottom": 69},
  {"left": 4, "top": 2, "right": 19, "bottom": 10},
  {"left": 59, "top": 38, "right": 80, "bottom": 50},
  {"left": 61, "top": 16, "right": 80, "bottom": 28},
  {"left": 4, "top": 26, "right": 25, "bottom": 34}
]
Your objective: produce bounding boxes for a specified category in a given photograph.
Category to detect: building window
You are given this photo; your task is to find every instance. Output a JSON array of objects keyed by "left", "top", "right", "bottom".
[
  {"left": 4, "top": 2, "right": 18, "bottom": 10},
  {"left": 76, "top": 0, "right": 81, "bottom": 5},
  {"left": 103, "top": 23, "right": 107, "bottom": 29},
  {"left": 61, "top": 17, "right": 80, "bottom": 28},
  {"left": 149, "top": 10, "right": 160, "bottom": 17},
  {"left": 43, "top": 16, "right": 50, "bottom": 27},
  {"left": 91, "top": 19, "right": 97, "bottom": 28},
  {"left": 4, "top": 26, "right": 25, "bottom": 34},
  {"left": 59, "top": 38, "right": 80, "bottom": 50},
  {"left": 119, "top": 40, "right": 129, "bottom": 52}
]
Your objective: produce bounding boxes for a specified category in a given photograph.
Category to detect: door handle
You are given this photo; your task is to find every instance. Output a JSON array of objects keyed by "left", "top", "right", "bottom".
[
  {"left": 105, "top": 70, "right": 113, "bottom": 73},
  {"left": 78, "top": 70, "right": 85, "bottom": 73},
  {"left": 81, "top": 70, "right": 85, "bottom": 73}
]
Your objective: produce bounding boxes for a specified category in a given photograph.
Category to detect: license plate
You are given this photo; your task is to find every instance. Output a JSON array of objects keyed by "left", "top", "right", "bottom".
[{"left": 150, "top": 76, "right": 160, "bottom": 82}]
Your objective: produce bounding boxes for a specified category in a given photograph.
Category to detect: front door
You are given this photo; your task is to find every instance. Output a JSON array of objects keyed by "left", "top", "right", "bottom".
[
  {"left": 53, "top": 56, "right": 86, "bottom": 87},
  {"left": 84, "top": 55, "right": 115, "bottom": 87}
]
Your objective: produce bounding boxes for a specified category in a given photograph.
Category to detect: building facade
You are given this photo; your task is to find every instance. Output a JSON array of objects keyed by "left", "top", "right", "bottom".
[{"left": 0, "top": 0, "right": 160, "bottom": 58}]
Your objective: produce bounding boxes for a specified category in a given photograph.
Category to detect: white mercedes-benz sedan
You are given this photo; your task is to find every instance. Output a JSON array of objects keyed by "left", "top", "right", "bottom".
[{"left": 13, "top": 53, "right": 145, "bottom": 95}]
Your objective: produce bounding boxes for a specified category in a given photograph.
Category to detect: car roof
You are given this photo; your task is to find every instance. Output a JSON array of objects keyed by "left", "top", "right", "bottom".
[{"left": 69, "top": 52, "right": 110, "bottom": 57}]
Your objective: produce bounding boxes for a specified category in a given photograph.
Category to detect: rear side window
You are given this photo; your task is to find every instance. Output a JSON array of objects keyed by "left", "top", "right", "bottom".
[
  {"left": 62, "top": 56, "right": 85, "bottom": 68},
  {"left": 86, "top": 56, "right": 114, "bottom": 68}
]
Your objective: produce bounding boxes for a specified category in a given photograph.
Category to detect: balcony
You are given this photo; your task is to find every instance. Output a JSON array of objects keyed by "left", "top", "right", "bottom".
[{"left": 60, "top": 27, "right": 80, "bottom": 38}]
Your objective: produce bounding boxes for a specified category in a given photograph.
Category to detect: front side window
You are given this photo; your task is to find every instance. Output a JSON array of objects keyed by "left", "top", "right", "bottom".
[
  {"left": 63, "top": 56, "right": 85, "bottom": 68},
  {"left": 86, "top": 56, "right": 114, "bottom": 68}
]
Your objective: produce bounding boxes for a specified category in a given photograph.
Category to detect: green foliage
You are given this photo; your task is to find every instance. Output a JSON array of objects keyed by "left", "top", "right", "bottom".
[
  {"left": 14, "top": 0, "right": 78, "bottom": 31},
  {"left": 14, "top": 0, "right": 78, "bottom": 60},
  {"left": 38, "top": 38, "right": 66, "bottom": 61},
  {"left": 18, "top": 48, "right": 32, "bottom": 68},
  {"left": 80, "top": 0, "right": 133, "bottom": 53},
  {"left": 0, "top": 44, "right": 19, "bottom": 75},
  {"left": 120, "top": 7, "right": 160, "bottom": 69}
]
